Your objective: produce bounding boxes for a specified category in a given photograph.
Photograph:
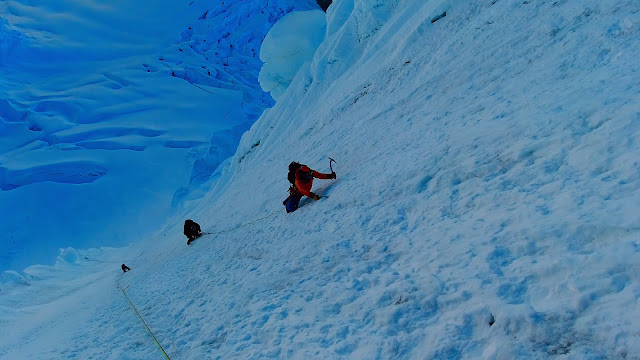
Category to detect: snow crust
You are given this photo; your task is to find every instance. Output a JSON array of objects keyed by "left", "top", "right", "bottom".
[{"left": 2, "top": 0, "right": 640, "bottom": 359}]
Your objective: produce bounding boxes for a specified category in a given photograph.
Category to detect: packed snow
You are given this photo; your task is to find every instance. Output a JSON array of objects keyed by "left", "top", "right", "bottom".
[{"left": 2, "top": 0, "right": 640, "bottom": 359}]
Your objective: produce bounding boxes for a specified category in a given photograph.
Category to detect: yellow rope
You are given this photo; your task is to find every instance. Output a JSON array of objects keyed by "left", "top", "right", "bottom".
[
  {"left": 113, "top": 209, "right": 281, "bottom": 358},
  {"left": 120, "top": 286, "right": 171, "bottom": 360}
]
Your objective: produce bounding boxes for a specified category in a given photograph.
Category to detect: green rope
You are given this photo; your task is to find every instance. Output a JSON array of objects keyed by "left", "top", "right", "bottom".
[
  {"left": 204, "top": 209, "right": 281, "bottom": 236},
  {"left": 84, "top": 251, "right": 145, "bottom": 264},
  {"left": 120, "top": 286, "right": 171, "bottom": 360},
  {"left": 112, "top": 209, "right": 281, "bottom": 357}
]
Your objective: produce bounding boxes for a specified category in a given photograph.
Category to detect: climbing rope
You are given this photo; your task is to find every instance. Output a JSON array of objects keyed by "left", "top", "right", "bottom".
[
  {"left": 105, "top": 207, "right": 282, "bottom": 358},
  {"left": 85, "top": 205, "right": 280, "bottom": 264},
  {"left": 118, "top": 283, "right": 171, "bottom": 360},
  {"left": 202, "top": 209, "right": 281, "bottom": 236},
  {"left": 83, "top": 251, "right": 145, "bottom": 264}
]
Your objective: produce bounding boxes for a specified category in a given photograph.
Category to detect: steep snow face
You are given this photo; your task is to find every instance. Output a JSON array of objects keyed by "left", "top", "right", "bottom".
[
  {"left": 0, "top": 0, "right": 318, "bottom": 272},
  {"left": 179, "top": 0, "right": 640, "bottom": 358},
  {"left": 2, "top": 0, "right": 640, "bottom": 359}
]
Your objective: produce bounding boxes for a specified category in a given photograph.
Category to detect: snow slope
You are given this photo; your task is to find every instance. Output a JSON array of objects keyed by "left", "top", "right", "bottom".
[{"left": 2, "top": 0, "right": 640, "bottom": 359}]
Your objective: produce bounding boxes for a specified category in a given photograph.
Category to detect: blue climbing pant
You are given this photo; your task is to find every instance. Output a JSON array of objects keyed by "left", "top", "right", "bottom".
[{"left": 284, "top": 193, "right": 302, "bottom": 213}]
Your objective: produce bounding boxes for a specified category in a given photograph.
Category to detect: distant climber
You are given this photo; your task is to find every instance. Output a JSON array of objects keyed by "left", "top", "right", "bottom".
[
  {"left": 184, "top": 219, "right": 202, "bottom": 245},
  {"left": 121, "top": 264, "right": 131, "bottom": 273},
  {"left": 283, "top": 161, "right": 336, "bottom": 213}
]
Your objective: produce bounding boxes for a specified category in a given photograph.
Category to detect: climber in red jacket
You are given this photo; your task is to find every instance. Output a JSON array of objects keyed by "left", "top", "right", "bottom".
[{"left": 284, "top": 162, "right": 336, "bottom": 213}]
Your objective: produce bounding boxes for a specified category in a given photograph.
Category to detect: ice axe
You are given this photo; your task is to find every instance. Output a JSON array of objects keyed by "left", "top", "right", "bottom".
[{"left": 329, "top": 157, "right": 337, "bottom": 173}]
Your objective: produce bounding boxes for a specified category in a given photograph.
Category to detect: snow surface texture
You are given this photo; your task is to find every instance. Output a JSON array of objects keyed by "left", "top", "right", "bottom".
[
  {"left": 2, "top": 0, "right": 640, "bottom": 359},
  {"left": 0, "top": 0, "right": 317, "bottom": 272},
  {"left": 259, "top": 10, "right": 327, "bottom": 100}
]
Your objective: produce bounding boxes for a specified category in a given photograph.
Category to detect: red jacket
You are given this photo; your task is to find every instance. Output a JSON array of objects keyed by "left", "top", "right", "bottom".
[{"left": 294, "top": 165, "right": 332, "bottom": 197}]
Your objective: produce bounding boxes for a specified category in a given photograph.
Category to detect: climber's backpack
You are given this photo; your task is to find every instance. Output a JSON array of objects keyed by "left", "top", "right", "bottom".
[{"left": 288, "top": 161, "right": 303, "bottom": 184}]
